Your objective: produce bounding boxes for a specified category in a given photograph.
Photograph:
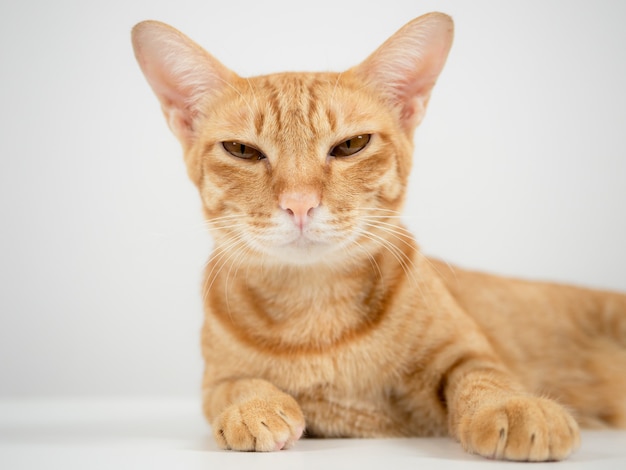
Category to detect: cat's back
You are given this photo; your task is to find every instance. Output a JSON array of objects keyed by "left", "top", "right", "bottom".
[{"left": 428, "top": 257, "right": 626, "bottom": 340}]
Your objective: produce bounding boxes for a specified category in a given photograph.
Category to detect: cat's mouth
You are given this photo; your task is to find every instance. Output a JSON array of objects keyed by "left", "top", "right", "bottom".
[{"left": 245, "top": 211, "right": 355, "bottom": 264}]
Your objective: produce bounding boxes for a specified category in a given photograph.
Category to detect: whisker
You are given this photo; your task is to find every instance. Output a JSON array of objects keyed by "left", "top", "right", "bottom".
[
  {"left": 204, "top": 223, "right": 248, "bottom": 232},
  {"left": 360, "top": 218, "right": 431, "bottom": 308},
  {"left": 223, "top": 239, "right": 254, "bottom": 318},
  {"left": 354, "top": 221, "right": 429, "bottom": 305},
  {"left": 204, "top": 232, "right": 247, "bottom": 276},
  {"left": 359, "top": 207, "right": 415, "bottom": 220},
  {"left": 351, "top": 238, "right": 383, "bottom": 281},
  {"left": 418, "top": 252, "right": 458, "bottom": 283},
  {"left": 359, "top": 207, "right": 404, "bottom": 213},
  {"left": 147, "top": 215, "right": 244, "bottom": 238},
  {"left": 351, "top": 225, "right": 430, "bottom": 311},
  {"left": 360, "top": 220, "right": 414, "bottom": 251},
  {"left": 360, "top": 215, "right": 407, "bottom": 219},
  {"left": 353, "top": 227, "right": 419, "bottom": 288},
  {"left": 202, "top": 233, "right": 249, "bottom": 304},
  {"left": 206, "top": 215, "right": 243, "bottom": 222},
  {"left": 362, "top": 218, "right": 412, "bottom": 234},
  {"left": 203, "top": 214, "right": 245, "bottom": 225}
]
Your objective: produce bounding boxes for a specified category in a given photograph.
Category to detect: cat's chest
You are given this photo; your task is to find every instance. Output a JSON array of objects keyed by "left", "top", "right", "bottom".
[
  {"left": 216, "top": 275, "right": 386, "bottom": 351},
  {"left": 204, "top": 286, "right": 448, "bottom": 437},
  {"left": 260, "top": 348, "right": 446, "bottom": 437},
  {"left": 206, "top": 267, "right": 419, "bottom": 385},
  {"left": 206, "top": 291, "right": 401, "bottom": 388}
]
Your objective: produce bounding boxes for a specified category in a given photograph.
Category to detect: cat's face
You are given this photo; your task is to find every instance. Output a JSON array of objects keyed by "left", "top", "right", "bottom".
[
  {"left": 132, "top": 13, "right": 453, "bottom": 266},
  {"left": 188, "top": 72, "right": 413, "bottom": 265}
]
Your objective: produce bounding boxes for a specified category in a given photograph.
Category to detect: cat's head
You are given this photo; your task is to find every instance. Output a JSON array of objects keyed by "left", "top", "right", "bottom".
[{"left": 132, "top": 13, "right": 453, "bottom": 266}]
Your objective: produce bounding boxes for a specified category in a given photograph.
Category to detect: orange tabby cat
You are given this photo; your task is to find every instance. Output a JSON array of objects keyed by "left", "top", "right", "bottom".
[{"left": 131, "top": 12, "right": 626, "bottom": 461}]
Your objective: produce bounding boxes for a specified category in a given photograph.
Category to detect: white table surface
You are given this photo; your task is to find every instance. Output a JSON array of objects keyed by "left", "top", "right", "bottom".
[{"left": 2, "top": 397, "right": 626, "bottom": 470}]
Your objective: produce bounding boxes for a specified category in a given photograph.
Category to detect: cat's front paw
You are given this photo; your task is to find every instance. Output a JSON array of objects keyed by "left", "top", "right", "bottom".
[
  {"left": 213, "top": 395, "right": 305, "bottom": 452},
  {"left": 458, "top": 396, "right": 580, "bottom": 461}
]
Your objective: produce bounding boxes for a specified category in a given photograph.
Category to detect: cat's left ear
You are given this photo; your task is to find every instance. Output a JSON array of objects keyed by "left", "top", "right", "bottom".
[{"left": 350, "top": 13, "right": 454, "bottom": 133}]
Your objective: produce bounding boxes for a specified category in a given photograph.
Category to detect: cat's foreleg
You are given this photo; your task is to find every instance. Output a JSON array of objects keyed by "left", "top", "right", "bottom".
[
  {"left": 441, "top": 354, "right": 580, "bottom": 461},
  {"left": 202, "top": 377, "right": 305, "bottom": 451}
]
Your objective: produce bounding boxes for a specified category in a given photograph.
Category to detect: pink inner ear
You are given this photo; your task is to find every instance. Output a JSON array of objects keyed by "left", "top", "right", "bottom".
[
  {"left": 139, "top": 58, "right": 199, "bottom": 140},
  {"left": 394, "top": 63, "right": 442, "bottom": 130},
  {"left": 132, "top": 20, "right": 238, "bottom": 144},
  {"left": 350, "top": 13, "right": 454, "bottom": 132},
  {"left": 149, "top": 69, "right": 189, "bottom": 111}
]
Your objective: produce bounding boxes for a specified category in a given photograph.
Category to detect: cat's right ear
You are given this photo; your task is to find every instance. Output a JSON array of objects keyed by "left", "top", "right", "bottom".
[{"left": 131, "top": 21, "right": 237, "bottom": 147}]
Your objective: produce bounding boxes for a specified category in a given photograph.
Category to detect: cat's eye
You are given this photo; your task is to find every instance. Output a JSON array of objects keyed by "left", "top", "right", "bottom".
[
  {"left": 330, "top": 134, "right": 371, "bottom": 158},
  {"left": 222, "top": 142, "right": 266, "bottom": 161}
]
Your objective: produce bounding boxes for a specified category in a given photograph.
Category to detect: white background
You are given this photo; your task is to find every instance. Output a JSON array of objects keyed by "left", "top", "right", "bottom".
[{"left": 1, "top": 0, "right": 625, "bottom": 398}]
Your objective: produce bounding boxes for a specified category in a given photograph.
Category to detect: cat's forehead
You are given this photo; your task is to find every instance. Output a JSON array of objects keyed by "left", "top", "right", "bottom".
[
  {"left": 250, "top": 72, "right": 341, "bottom": 100},
  {"left": 213, "top": 71, "right": 388, "bottom": 145},
  {"left": 247, "top": 72, "right": 348, "bottom": 124}
]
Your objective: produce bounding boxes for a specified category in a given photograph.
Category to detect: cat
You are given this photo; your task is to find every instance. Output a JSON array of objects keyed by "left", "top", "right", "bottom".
[{"left": 131, "top": 12, "right": 626, "bottom": 461}]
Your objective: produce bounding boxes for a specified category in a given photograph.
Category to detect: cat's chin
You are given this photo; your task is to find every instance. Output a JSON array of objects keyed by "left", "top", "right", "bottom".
[{"left": 264, "top": 239, "right": 350, "bottom": 267}]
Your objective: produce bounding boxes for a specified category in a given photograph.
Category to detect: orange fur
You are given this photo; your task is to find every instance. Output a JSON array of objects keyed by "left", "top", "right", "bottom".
[{"left": 132, "top": 13, "right": 626, "bottom": 461}]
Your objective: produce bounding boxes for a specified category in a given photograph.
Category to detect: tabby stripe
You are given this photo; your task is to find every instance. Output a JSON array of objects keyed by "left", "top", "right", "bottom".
[
  {"left": 306, "top": 80, "right": 320, "bottom": 126},
  {"left": 267, "top": 84, "right": 284, "bottom": 133},
  {"left": 325, "top": 106, "right": 337, "bottom": 133},
  {"left": 254, "top": 107, "right": 266, "bottom": 135}
]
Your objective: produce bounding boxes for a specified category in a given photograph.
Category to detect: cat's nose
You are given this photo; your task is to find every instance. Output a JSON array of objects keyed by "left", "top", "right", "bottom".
[{"left": 279, "top": 191, "right": 320, "bottom": 231}]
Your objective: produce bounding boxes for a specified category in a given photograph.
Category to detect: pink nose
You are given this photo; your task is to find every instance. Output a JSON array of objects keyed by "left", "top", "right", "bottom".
[{"left": 279, "top": 191, "right": 320, "bottom": 230}]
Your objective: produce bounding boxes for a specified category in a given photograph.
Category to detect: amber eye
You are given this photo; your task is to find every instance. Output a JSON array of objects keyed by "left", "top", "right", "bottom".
[
  {"left": 222, "top": 142, "right": 266, "bottom": 161},
  {"left": 330, "top": 134, "right": 371, "bottom": 158}
]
